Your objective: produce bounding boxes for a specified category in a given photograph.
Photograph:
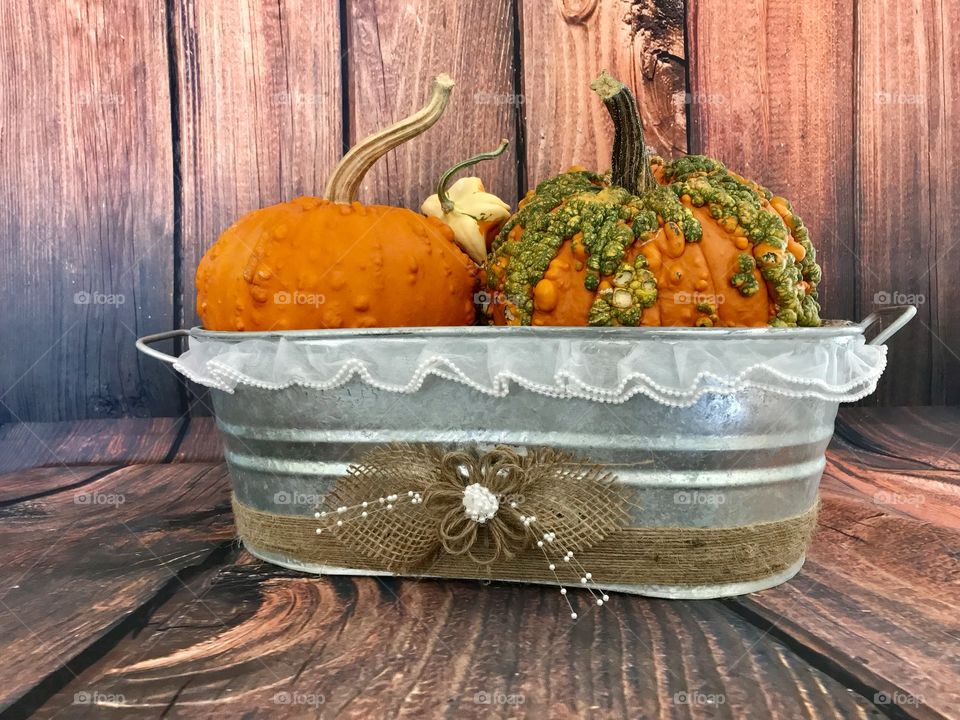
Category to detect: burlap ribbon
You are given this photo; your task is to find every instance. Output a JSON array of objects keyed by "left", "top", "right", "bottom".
[
  {"left": 323, "top": 444, "right": 629, "bottom": 569},
  {"left": 232, "top": 444, "right": 819, "bottom": 588}
]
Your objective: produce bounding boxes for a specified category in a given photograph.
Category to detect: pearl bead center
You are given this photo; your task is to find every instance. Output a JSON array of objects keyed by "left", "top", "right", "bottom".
[{"left": 462, "top": 483, "right": 499, "bottom": 523}]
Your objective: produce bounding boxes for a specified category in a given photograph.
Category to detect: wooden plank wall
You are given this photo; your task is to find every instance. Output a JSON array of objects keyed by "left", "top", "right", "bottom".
[
  {"left": 688, "top": 0, "right": 960, "bottom": 406},
  {"left": 0, "top": 0, "right": 956, "bottom": 421},
  {"left": 0, "top": 2, "right": 179, "bottom": 422}
]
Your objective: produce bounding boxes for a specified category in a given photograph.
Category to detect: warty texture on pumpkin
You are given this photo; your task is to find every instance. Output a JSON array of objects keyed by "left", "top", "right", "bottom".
[
  {"left": 196, "top": 198, "right": 477, "bottom": 331},
  {"left": 195, "top": 74, "right": 481, "bottom": 332},
  {"left": 483, "top": 71, "right": 822, "bottom": 328}
]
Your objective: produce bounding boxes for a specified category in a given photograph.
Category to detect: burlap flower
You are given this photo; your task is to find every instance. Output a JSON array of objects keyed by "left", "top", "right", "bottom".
[
  {"left": 424, "top": 447, "right": 531, "bottom": 564},
  {"left": 322, "top": 444, "right": 629, "bottom": 573}
]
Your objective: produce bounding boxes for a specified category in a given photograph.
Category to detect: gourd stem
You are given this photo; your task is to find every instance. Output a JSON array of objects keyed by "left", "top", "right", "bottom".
[
  {"left": 590, "top": 71, "right": 657, "bottom": 194},
  {"left": 436, "top": 139, "right": 510, "bottom": 213},
  {"left": 324, "top": 74, "right": 455, "bottom": 203}
]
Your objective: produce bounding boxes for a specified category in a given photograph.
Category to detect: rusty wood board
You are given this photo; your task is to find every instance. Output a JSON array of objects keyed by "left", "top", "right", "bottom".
[{"left": 852, "top": 0, "right": 960, "bottom": 404}]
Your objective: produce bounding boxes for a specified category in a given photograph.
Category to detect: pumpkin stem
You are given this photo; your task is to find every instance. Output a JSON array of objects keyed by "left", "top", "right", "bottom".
[
  {"left": 590, "top": 70, "right": 657, "bottom": 195},
  {"left": 436, "top": 139, "right": 510, "bottom": 213},
  {"left": 324, "top": 74, "right": 455, "bottom": 203}
]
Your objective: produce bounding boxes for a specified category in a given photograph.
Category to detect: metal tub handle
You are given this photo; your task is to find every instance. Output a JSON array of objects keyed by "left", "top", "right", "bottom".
[
  {"left": 136, "top": 328, "right": 190, "bottom": 364},
  {"left": 859, "top": 305, "right": 917, "bottom": 346},
  {"left": 135, "top": 310, "right": 917, "bottom": 363}
]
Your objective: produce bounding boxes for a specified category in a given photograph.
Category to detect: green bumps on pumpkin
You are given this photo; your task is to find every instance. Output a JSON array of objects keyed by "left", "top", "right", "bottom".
[{"left": 487, "top": 156, "right": 822, "bottom": 328}]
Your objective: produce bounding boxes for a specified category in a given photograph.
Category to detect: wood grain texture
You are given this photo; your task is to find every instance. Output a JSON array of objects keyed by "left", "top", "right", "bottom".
[
  {"left": 173, "top": 0, "right": 344, "bottom": 329},
  {"left": 686, "top": 0, "right": 856, "bottom": 325},
  {"left": 729, "top": 483, "right": 960, "bottom": 718},
  {"left": 346, "top": 0, "right": 519, "bottom": 208},
  {"left": 855, "top": 0, "right": 960, "bottom": 405},
  {"left": 0, "top": 1, "right": 179, "bottom": 423},
  {"left": 821, "top": 448, "right": 960, "bottom": 529},
  {"left": 0, "top": 462, "right": 233, "bottom": 714},
  {"left": 172, "top": 416, "right": 224, "bottom": 463},
  {"left": 835, "top": 406, "right": 960, "bottom": 471},
  {"left": 32, "top": 554, "right": 882, "bottom": 719},
  {"left": 0, "top": 465, "right": 115, "bottom": 505},
  {"left": 0, "top": 418, "right": 184, "bottom": 474},
  {"left": 928, "top": 0, "right": 960, "bottom": 406},
  {"left": 520, "top": 0, "right": 687, "bottom": 187}
]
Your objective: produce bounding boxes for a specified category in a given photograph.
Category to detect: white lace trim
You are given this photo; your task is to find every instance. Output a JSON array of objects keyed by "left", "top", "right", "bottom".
[{"left": 173, "top": 331, "right": 888, "bottom": 407}]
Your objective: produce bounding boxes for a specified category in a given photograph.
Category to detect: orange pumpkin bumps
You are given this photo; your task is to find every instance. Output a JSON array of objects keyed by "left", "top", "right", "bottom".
[
  {"left": 196, "top": 198, "right": 476, "bottom": 331},
  {"left": 195, "top": 74, "right": 480, "bottom": 332}
]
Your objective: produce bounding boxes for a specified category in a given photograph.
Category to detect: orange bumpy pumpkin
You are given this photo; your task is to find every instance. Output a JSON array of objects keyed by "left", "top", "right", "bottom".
[
  {"left": 483, "top": 72, "right": 822, "bottom": 328},
  {"left": 196, "top": 75, "right": 479, "bottom": 331}
]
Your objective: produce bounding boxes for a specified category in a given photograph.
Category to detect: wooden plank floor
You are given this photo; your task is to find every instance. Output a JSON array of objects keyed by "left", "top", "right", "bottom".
[{"left": 0, "top": 409, "right": 956, "bottom": 719}]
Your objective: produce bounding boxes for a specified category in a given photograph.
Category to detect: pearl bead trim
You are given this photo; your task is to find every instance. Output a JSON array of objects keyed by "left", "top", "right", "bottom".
[{"left": 173, "top": 338, "right": 888, "bottom": 408}]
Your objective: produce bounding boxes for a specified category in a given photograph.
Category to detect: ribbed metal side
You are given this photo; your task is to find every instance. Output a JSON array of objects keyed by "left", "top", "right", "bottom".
[
  {"left": 137, "top": 315, "right": 913, "bottom": 596},
  {"left": 214, "top": 376, "right": 836, "bottom": 529}
]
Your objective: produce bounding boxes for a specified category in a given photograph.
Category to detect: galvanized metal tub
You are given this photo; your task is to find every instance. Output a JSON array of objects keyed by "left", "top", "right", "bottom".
[{"left": 137, "top": 307, "right": 913, "bottom": 599}]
